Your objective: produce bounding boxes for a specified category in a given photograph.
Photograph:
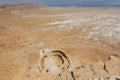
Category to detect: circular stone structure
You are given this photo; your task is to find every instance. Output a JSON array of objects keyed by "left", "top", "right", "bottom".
[{"left": 39, "top": 50, "right": 70, "bottom": 75}]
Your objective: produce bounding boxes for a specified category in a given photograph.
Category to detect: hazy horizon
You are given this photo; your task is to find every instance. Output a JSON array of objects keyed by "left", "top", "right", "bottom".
[{"left": 0, "top": 0, "right": 120, "bottom": 7}]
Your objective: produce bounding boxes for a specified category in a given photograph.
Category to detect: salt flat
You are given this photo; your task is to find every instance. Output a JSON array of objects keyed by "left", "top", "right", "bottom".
[{"left": 0, "top": 4, "right": 120, "bottom": 80}]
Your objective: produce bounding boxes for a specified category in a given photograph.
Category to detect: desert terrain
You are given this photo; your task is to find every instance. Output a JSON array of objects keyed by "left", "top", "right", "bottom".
[{"left": 0, "top": 4, "right": 120, "bottom": 80}]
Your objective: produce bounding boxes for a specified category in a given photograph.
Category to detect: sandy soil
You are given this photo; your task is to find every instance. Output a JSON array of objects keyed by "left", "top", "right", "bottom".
[{"left": 0, "top": 4, "right": 120, "bottom": 80}]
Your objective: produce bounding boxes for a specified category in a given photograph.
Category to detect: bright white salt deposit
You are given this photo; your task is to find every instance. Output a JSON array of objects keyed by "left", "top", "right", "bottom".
[
  {"left": 44, "top": 48, "right": 50, "bottom": 52},
  {"left": 39, "top": 50, "right": 44, "bottom": 56},
  {"left": 39, "top": 48, "right": 50, "bottom": 56},
  {"left": 45, "top": 13, "right": 120, "bottom": 42},
  {"left": 46, "top": 20, "right": 76, "bottom": 25}
]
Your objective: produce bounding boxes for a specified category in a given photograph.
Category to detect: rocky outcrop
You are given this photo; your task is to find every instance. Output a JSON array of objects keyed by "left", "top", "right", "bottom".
[{"left": 36, "top": 49, "right": 120, "bottom": 80}]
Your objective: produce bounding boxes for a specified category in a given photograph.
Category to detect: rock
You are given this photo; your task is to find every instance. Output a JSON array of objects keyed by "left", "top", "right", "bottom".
[
  {"left": 73, "top": 66, "right": 94, "bottom": 78},
  {"left": 105, "top": 55, "right": 120, "bottom": 75}
]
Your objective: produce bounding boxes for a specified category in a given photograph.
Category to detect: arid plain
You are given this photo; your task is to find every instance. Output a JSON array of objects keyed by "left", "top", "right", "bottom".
[{"left": 0, "top": 4, "right": 120, "bottom": 80}]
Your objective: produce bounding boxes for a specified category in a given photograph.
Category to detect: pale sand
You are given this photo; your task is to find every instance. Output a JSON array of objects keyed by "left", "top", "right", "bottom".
[{"left": 0, "top": 4, "right": 120, "bottom": 80}]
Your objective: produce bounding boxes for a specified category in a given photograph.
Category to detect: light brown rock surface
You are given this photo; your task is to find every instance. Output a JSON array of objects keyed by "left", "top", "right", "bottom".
[{"left": 0, "top": 4, "right": 120, "bottom": 80}]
